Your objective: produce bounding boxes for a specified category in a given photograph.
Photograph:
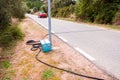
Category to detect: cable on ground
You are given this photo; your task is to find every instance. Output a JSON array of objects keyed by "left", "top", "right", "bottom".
[{"left": 26, "top": 34, "right": 104, "bottom": 80}]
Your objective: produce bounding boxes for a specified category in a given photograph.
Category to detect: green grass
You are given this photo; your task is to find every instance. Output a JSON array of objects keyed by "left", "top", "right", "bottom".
[
  {"left": 0, "top": 60, "right": 10, "bottom": 69},
  {"left": 3, "top": 60, "right": 10, "bottom": 68},
  {"left": 42, "top": 69, "right": 54, "bottom": 80}
]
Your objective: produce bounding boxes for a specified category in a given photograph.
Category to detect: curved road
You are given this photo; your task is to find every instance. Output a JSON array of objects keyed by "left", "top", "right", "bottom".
[{"left": 27, "top": 14, "right": 120, "bottom": 79}]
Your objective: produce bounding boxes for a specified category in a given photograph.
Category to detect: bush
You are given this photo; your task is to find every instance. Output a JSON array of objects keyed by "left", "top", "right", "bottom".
[
  {"left": 11, "top": 1, "right": 25, "bottom": 19},
  {"left": 114, "top": 11, "right": 120, "bottom": 25},
  {"left": 0, "top": 0, "right": 25, "bottom": 29},
  {"left": 75, "top": 0, "right": 94, "bottom": 21},
  {"left": 75, "top": 0, "right": 119, "bottom": 24},
  {"left": 41, "top": 5, "right": 48, "bottom": 13},
  {"left": 0, "top": 25, "right": 24, "bottom": 47},
  {"left": 33, "top": 7, "right": 38, "bottom": 13},
  {"left": 51, "top": 9, "right": 58, "bottom": 17},
  {"left": 52, "top": 5, "right": 75, "bottom": 17},
  {"left": 94, "top": 2, "right": 118, "bottom": 24},
  {"left": 26, "top": 9, "right": 31, "bottom": 13},
  {"left": 0, "top": 0, "right": 11, "bottom": 28}
]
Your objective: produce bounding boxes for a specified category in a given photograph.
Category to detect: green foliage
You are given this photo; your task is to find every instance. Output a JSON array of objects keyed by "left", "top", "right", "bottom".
[
  {"left": 57, "top": 7, "right": 69, "bottom": 17},
  {"left": 75, "top": 0, "right": 94, "bottom": 21},
  {"left": 0, "top": 0, "right": 25, "bottom": 28},
  {"left": 51, "top": 0, "right": 120, "bottom": 24},
  {"left": 52, "top": 0, "right": 75, "bottom": 9},
  {"left": 52, "top": 5, "right": 75, "bottom": 17},
  {"left": 33, "top": 7, "right": 38, "bottom": 12},
  {"left": 51, "top": 0, "right": 76, "bottom": 17},
  {"left": 0, "top": 0, "right": 11, "bottom": 28},
  {"left": 26, "top": 0, "right": 43, "bottom": 11},
  {"left": 94, "top": 0, "right": 118, "bottom": 24},
  {"left": 42, "top": 69, "right": 54, "bottom": 80},
  {"left": 0, "top": 60, "right": 10, "bottom": 68},
  {"left": 41, "top": 5, "right": 48, "bottom": 13},
  {"left": 26, "top": 1, "right": 34, "bottom": 9},
  {"left": 11, "top": 0, "right": 25, "bottom": 19},
  {"left": 114, "top": 11, "right": 120, "bottom": 25},
  {"left": 75, "top": 0, "right": 120, "bottom": 24},
  {"left": 51, "top": 9, "right": 58, "bottom": 17},
  {"left": 0, "top": 25, "right": 24, "bottom": 47},
  {"left": 3, "top": 60, "right": 10, "bottom": 68},
  {"left": 26, "top": 9, "right": 31, "bottom": 13}
]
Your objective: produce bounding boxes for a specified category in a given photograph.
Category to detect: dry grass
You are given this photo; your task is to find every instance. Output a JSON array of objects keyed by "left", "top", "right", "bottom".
[
  {"left": 3, "top": 18, "right": 115, "bottom": 80},
  {"left": 55, "top": 17, "right": 120, "bottom": 31}
]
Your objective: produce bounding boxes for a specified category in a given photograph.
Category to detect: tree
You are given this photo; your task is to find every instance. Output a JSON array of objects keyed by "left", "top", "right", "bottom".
[
  {"left": 26, "top": 0, "right": 43, "bottom": 11},
  {"left": 75, "top": 0, "right": 120, "bottom": 24},
  {"left": 75, "top": 0, "right": 94, "bottom": 21},
  {"left": 0, "top": 0, "right": 25, "bottom": 28},
  {"left": 11, "top": 0, "right": 25, "bottom": 19},
  {"left": 0, "top": 0, "right": 11, "bottom": 28},
  {"left": 52, "top": 0, "right": 75, "bottom": 9}
]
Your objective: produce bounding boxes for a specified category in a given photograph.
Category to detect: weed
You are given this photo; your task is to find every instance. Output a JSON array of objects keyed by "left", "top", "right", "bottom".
[
  {"left": 2, "top": 76, "right": 12, "bottom": 80},
  {"left": 0, "top": 23, "right": 24, "bottom": 48},
  {"left": 49, "top": 76, "right": 61, "bottom": 80},
  {"left": 23, "top": 77, "right": 29, "bottom": 80},
  {"left": 9, "top": 69, "right": 15, "bottom": 74},
  {"left": 81, "top": 68, "right": 86, "bottom": 71},
  {"left": 42, "top": 69, "right": 54, "bottom": 80},
  {"left": 3, "top": 60, "right": 10, "bottom": 68}
]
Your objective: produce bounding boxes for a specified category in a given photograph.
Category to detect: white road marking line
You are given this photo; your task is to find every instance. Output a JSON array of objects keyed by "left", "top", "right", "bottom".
[
  {"left": 40, "top": 23, "right": 48, "bottom": 29},
  {"left": 58, "top": 36, "right": 68, "bottom": 42},
  {"left": 75, "top": 47, "right": 95, "bottom": 61},
  {"left": 45, "top": 27, "right": 48, "bottom": 29},
  {"left": 52, "top": 31, "right": 55, "bottom": 33}
]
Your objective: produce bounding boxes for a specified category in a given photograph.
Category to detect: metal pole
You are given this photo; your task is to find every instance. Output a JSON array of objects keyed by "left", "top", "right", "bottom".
[{"left": 48, "top": 0, "right": 52, "bottom": 44}]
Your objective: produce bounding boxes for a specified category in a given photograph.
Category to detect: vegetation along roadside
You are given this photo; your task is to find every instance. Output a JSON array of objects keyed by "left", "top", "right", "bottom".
[{"left": 0, "top": 0, "right": 25, "bottom": 79}]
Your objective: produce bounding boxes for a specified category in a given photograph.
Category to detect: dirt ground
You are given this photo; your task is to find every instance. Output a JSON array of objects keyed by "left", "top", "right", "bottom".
[{"left": 5, "top": 18, "right": 117, "bottom": 80}]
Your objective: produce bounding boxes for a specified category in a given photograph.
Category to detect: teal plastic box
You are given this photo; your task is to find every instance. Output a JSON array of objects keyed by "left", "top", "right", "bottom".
[{"left": 40, "top": 39, "right": 52, "bottom": 52}]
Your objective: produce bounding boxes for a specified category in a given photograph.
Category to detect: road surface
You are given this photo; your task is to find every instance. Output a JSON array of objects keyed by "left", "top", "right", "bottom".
[{"left": 27, "top": 14, "right": 120, "bottom": 79}]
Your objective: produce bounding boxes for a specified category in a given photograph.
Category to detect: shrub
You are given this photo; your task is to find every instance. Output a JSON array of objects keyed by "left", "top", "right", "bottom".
[
  {"left": 42, "top": 69, "right": 54, "bottom": 80},
  {"left": 26, "top": 9, "right": 31, "bottom": 13},
  {"left": 0, "top": 0, "right": 11, "bottom": 28},
  {"left": 3, "top": 60, "right": 10, "bottom": 68},
  {"left": 0, "top": 25, "right": 24, "bottom": 47},
  {"left": 75, "top": 0, "right": 94, "bottom": 21},
  {"left": 114, "top": 11, "right": 120, "bottom": 25},
  {"left": 52, "top": 5, "right": 75, "bottom": 18},
  {"left": 75, "top": 0, "right": 119, "bottom": 24},
  {"left": 0, "top": 29, "right": 14, "bottom": 47},
  {"left": 94, "top": 1, "right": 118, "bottom": 24},
  {"left": 41, "top": 5, "right": 48, "bottom": 13},
  {"left": 0, "top": 0, "right": 25, "bottom": 29},
  {"left": 10, "top": 0, "right": 25, "bottom": 19},
  {"left": 51, "top": 9, "right": 58, "bottom": 17},
  {"left": 33, "top": 7, "right": 38, "bottom": 13},
  {"left": 56, "top": 8, "right": 65, "bottom": 17}
]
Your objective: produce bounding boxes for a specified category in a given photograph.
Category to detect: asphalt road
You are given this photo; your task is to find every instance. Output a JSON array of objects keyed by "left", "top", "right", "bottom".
[{"left": 27, "top": 14, "right": 120, "bottom": 79}]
